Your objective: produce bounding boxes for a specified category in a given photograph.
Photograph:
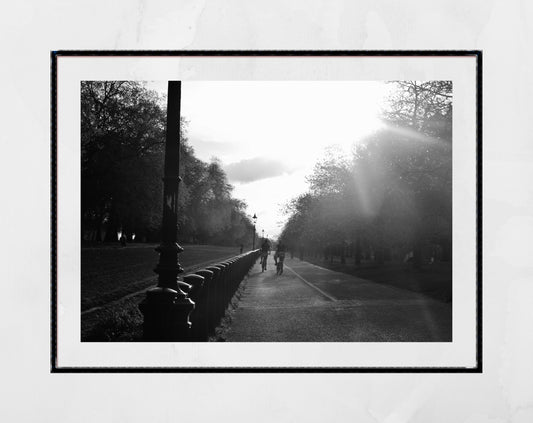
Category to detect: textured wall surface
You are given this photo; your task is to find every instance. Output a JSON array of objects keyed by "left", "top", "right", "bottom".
[{"left": 1, "top": 0, "right": 532, "bottom": 421}]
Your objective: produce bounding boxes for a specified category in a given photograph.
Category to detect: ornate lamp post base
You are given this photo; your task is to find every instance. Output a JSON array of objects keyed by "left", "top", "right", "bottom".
[{"left": 139, "top": 287, "right": 194, "bottom": 341}]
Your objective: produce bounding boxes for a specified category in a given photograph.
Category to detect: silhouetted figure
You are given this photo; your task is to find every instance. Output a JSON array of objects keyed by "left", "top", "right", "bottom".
[
  {"left": 240, "top": 244, "right": 243, "bottom": 254},
  {"left": 120, "top": 233, "right": 127, "bottom": 247},
  {"left": 275, "top": 242, "right": 286, "bottom": 275},
  {"left": 260, "top": 239, "right": 271, "bottom": 272},
  {"left": 274, "top": 241, "right": 286, "bottom": 265}
]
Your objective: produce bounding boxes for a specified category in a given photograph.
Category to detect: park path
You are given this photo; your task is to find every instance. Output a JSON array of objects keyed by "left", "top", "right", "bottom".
[{"left": 224, "top": 257, "right": 452, "bottom": 342}]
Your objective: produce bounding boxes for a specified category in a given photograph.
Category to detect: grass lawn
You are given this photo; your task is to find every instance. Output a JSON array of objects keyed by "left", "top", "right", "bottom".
[
  {"left": 81, "top": 243, "right": 244, "bottom": 341},
  {"left": 304, "top": 257, "right": 452, "bottom": 303},
  {"left": 82, "top": 243, "right": 243, "bottom": 311}
]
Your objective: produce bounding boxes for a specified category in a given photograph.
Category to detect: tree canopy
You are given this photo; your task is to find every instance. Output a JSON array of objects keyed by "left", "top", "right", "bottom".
[
  {"left": 279, "top": 81, "right": 452, "bottom": 266},
  {"left": 81, "top": 81, "right": 255, "bottom": 246}
]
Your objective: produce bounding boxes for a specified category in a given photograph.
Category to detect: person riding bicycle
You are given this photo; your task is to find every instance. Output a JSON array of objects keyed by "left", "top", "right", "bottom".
[
  {"left": 260, "top": 239, "right": 271, "bottom": 271},
  {"left": 274, "top": 241, "right": 287, "bottom": 274}
]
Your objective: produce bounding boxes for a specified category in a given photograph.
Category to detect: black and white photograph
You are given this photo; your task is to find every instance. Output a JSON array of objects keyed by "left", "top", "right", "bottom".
[
  {"left": 53, "top": 52, "right": 479, "bottom": 370},
  {"left": 79, "top": 79, "right": 454, "bottom": 344}
]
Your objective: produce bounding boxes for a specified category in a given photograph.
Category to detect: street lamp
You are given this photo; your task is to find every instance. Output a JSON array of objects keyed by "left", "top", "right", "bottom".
[
  {"left": 252, "top": 213, "right": 257, "bottom": 250},
  {"left": 262, "top": 229, "right": 264, "bottom": 241},
  {"left": 139, "top": 81, "right": 194, "bottom": 341}
]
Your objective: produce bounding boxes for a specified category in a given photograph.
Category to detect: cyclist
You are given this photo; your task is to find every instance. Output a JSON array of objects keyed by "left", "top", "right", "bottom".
[
  {"left": 274, "top": 241, "right": 287, "bottom": 275},
  {"left": 260, "top": 238, "right": 271, "bottom": 272}
]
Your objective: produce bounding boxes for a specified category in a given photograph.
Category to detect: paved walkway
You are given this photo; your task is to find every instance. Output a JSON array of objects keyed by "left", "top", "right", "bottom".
[{"left": 224, "top": 258, "right": 452, "bottom": 342}]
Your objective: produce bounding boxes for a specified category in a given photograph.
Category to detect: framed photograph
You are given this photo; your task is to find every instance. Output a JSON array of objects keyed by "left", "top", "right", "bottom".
[{"left": 52, "top": 50, "right": 481, "bottom": 372}]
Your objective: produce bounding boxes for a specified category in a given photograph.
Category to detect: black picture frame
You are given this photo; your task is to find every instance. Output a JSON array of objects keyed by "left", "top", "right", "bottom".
[{"left": 51, "top": 50, "right": 482, "bottom": 373}]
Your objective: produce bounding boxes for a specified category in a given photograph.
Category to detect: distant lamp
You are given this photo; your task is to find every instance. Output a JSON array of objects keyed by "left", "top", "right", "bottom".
[{"left": 252, "top": 213, "right": 258, "bottom": 250}]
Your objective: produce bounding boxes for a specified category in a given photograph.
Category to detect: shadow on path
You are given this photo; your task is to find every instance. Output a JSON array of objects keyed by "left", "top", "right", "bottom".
[{"left": 224, "top": 258, "right": 452, "bottom": 342}]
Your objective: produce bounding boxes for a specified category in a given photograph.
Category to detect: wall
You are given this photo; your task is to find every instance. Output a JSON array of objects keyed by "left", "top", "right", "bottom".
[{"left": 1, "top": 1, "right": 532, "bottom": 421}]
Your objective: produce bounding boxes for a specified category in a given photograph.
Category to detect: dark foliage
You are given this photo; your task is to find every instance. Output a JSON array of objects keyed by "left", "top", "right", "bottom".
[
  {"left": 279, "top": 81, "right": 452, "bottom": 267},
  {"left": 81, "top": 81, "right": 255, "bottom": 246}
]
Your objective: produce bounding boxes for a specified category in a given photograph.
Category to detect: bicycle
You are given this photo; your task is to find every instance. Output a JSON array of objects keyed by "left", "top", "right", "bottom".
[
  {"left": 261, "top": 253, "right": 268, "bottom": 272},
  {"left": 276, "top": 252, "right": 285, "bottom": 275}
]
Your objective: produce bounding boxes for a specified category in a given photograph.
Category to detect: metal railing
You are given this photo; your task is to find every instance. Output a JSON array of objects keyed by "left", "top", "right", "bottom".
[{"left": 141, "top": 249, "right": 260, "bottom": 341}]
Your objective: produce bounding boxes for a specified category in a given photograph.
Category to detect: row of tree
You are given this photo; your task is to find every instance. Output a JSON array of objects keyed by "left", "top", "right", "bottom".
[
  {"left": 81, "top": 81, "right": 255, "bottom": 246},
  {"left": 278, "top": 81, "right": 452, "bottom": 267}
]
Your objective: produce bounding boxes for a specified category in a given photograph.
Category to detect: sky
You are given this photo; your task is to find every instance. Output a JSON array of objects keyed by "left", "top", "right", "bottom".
[{"left": 149, "top": 81, "right": 391, "bottom": 239}]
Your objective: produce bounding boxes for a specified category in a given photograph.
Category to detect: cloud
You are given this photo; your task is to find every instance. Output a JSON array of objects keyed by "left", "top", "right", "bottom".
[
  {"left": 188, "top": 136, "right": 240, "bottom": 159},
  {"left": 224, "top": 157, "right": 296, "bottom": 184}
]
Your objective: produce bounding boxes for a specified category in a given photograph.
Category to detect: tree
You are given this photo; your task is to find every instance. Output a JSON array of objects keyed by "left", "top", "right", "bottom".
[
  {"left": 81, "top": 81, "right": 166, "bottom": 242},
  {"left": 384, "top": 80, "right": 452, "bottom": 138},
  {"left": 384, "top": 81, "right": 452, "bottom": 264},
  {"left": 279, "top": 80, "right": 453, "bottom": 267},
  {"left": 81, "top": 81, "right": 255, "bottom": 247}
]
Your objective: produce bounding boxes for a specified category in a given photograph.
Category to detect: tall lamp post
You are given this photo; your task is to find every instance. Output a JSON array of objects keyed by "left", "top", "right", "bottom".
[
  {"left": 139, "top": 81, "right": 194, "bottom": 341},
  {"left": 262, "top": 229, "right": 264, "bottom": 241},
  {"left": 252, "top": 213, "right": 257, "bottom": 250}
]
